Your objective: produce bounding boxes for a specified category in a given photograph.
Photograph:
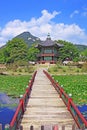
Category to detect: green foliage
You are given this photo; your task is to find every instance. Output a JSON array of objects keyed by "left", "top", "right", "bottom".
[
  {"left": 0, "top": 75, "right": 31, "bottom": 97},
  {"left": 48, "top": 64, "right": 82, "bottom": 75},
  {"left": 54, "top": 74, "right": 87, "bottom": 105},
  {"left": 27, "top": 44, "right": 39, "bottom": 61},
  {"left": 57, "top": 40, "right": 79, "bottom": 61},
  {"left": 4, "top": 38, "right": 28, "bottom": 63},
  {"left": 0, "top": 38, "right": 39, "bottom": 64},
  {"left": 6, "top": 63, "right": 18, "bottom": 72},
  {"left": 0, "top": 38, "right": 84, "bottom": 64},
  {"left": 75, "top": 45, "right": 87, "bottom": 52},
  {"left": 81, "top": 62, "right": 87, "bottom": 72},
  {"left": 0, "top": 47, "right": 6, "bottom": 63},
  {"left": 82, "top": 48, "right": 87, "bottom": 56},
  {"left": 81, "top": 49, "right": 87, "bottom": 60}
]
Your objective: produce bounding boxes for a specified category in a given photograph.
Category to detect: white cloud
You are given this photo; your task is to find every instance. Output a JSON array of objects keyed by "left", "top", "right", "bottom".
[
  {"left": 70, "top": 10, "right": 79, "bottom": 18},
  {"left": 37, "top": 10, "right": 59, "bottom": 24},
  {"left": 0, "top": 9, "right": 87, "bottom": 47}
]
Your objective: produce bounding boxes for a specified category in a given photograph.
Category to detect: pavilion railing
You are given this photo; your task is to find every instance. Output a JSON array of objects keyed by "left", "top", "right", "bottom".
[
  {"left": 43, "top": 70, "right": 87, "bottom": 129},
  {"left": 4, "top": 71, "right": 37, "bottom": 130}
]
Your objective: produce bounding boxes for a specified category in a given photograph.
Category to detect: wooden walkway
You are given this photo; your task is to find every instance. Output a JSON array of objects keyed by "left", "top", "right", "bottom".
[{"left": 20, "top": 69, "right": 77, "bottom": 130}]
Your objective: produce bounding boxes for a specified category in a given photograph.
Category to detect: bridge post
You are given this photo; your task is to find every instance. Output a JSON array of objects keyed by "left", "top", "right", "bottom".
[
  {"left": 41, "top": 125, "right": 44, "bottom": 130},
  {"left": 53, "top": 126, "right": 58, "bottom": 130},
  {"left": 5, "top": 124, "right": 10, "bottom": 130},
  {"left": 62, "top": 125, "right": 65, "bottom": 130},
  {"left": 20, "top": 98, "right": 25, "bottom": 113},
  {"left": 0, "top": 124, "right": 2, "bottom": 130},
  {"left": 30, "top": 125, "right": 34, "bottom": 130},
  {"left": 72, "top": 123, "right": 76, "bottom": 130},
  {"left": 68, "top": 97, "right": 72, "bottom": 110},
  {"left": 20, "top": 125, "right": 23, "bottom": 130}
]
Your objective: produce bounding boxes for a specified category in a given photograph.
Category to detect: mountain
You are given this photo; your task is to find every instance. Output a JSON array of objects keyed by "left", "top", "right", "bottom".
[
  {"left": 0, "top": 31, "right": 87, "bottom": 51},
  {"left": 15, "top": 31, "right": 41, "bottom": 47},
  {"left": 75, "top": 45, "right": 87, "bottom": 52}
]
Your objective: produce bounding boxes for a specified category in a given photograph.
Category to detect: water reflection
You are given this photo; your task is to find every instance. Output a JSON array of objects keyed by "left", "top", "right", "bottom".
[{"left": 0, "top": 93, "right": 19, "bottom": 130}]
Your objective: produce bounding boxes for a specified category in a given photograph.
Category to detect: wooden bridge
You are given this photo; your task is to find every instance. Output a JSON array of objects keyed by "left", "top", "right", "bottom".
[
  {"left": 3, "top": 69, "right": 87, "bottom": 130},
  {"left": 21, "top": 69, "right": 75, "bottom": 130}
]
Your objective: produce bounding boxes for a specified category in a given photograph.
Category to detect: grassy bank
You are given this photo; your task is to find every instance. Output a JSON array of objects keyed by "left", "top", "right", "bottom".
[{"left": 48, "top": 63, "right": 87, "bottom": 75}]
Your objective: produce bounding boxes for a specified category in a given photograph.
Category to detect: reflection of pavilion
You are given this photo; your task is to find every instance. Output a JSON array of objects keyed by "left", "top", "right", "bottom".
[{"left": 36, "top": 34, "right": 63, "bottom": 64}]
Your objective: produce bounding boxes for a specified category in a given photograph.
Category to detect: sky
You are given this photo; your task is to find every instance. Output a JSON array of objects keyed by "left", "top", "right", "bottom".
[{"left": 0, "top": 0, "right": 87, "bottom": 47}]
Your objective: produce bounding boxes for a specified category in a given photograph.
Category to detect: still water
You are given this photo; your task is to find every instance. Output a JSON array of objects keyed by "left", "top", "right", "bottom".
[{"left": 0, "top": 93, "right": 19, "bottom": 130}]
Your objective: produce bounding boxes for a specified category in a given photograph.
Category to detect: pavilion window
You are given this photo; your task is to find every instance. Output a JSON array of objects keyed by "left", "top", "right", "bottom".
[
  {"left": 44, "top": 48, "right": 52, "bottom": 53},
  {"left": 44, "top": 57, "right": 52, "bottom": 61}
]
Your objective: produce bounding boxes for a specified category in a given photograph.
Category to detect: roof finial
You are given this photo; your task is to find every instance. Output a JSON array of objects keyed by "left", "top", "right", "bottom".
[{"left": 47, "top": 33, "right": 51, "bottom": 40}]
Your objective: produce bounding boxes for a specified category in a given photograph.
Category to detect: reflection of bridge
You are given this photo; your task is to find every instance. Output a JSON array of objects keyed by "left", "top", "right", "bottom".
[{"left": 4, "top": 69, "right": 87, "bottom": 130}]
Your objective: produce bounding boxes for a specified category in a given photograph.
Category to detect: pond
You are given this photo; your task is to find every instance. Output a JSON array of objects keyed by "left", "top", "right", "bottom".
[
  {"left": 77, "top": 104, "right": 87, "bottom": 121},
  {"left": 0, "top": 93, "right": 19, "bottom": 130}
]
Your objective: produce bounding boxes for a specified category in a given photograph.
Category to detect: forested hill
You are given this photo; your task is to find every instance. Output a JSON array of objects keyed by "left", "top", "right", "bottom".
[
  {"left": 75, "top": 45, "right": 87, "bottom": 52},
  {"left": 0, "top": 31, "right": 87, "bottom": 63},
  {"left": 0, "top": 31, "right": 87, "bottom": 51},
  {"left": 13, "top": 31, "right": 87, "bottom": 52},
  {"left": 14, "top": 31, "right": 41, "bottom": 47}
]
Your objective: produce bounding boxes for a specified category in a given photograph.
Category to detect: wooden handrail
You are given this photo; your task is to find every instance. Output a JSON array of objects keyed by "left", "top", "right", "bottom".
[
  {"left": 53, "top": 126, "right": 58, "bottom": 130},
  {"left": 70, "top": 100, "right": 87, "bottom": 127},
  {"left": 43, "top": 70, "right": 87, "bottom": 129},
  {"left": 10, "top": 99, "right": 23, "bottom": 127},
  {"left": 10, "top": 71, "right": 37, "bottom": 129}
]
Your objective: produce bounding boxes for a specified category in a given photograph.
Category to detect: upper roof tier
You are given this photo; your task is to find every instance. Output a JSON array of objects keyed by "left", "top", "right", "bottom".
[{"left": 36, "top": 34, "right": 63, "bottom": 48}]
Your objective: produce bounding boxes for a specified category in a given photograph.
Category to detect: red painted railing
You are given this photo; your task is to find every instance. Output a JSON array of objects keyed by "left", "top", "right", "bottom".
[
  {"left": 1, "top": 124, "right": 83, "bottom": 130},
  {"left": 43, "top": 70, "right": 87, "bottom": 129},
  {"left": 53, "top": 126, "right": 58, "bottom": 130},
  {"left": 9, "top": 71, "right": 37, "bottom": 130},
  {"left": 19, "top": 124, "right": 82, "bottom": 130}
]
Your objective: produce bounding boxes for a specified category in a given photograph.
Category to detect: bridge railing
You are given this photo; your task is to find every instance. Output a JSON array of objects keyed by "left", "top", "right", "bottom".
[
  {"left": 0, "top": 123, "right": 84, "bottom": 130},
  {"left": 43, "top": 70, "right": 87, "bottom": 129},
  {"left": 8, "top": 71, "right": 37, "bottom": 130},
  {"left": 19, "top": 124, "right": 83, "bottom": 130}
]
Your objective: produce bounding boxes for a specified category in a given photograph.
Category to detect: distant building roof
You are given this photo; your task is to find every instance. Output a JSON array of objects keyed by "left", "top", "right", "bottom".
[{"left": 36, "top": 34, "right": 63, "bottom": 48}]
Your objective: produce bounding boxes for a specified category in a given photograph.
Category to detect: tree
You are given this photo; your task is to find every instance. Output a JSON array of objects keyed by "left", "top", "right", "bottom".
[
  {"left": 81, "top": 48, "right": 87, "bottom": 61},
  {"left": 57, "top": 40, "right": 79, "bottom": 61},
  {"left": 5, "top": 38, "right": 28, "bottom": 63},
  {"left": 81, "top": 48, "right": 87, "bottom": 56},
  {"left": 0, "top": 47, "right": 6, "bottom": 63},
  {"left": 27, "top": 44, "right": 39, "bottom": 61}
]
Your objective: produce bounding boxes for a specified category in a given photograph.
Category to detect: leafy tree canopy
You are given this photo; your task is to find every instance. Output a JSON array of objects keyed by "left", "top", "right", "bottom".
[
  {"left": 57, "top": 40, "right": 80, "bottom": 61},
  {"left": 0, "top": 38, "right": 39, "bottom": 64},
  {"left": 4, "top": 38, "right": 28, "bottom": 63},
  {"left": 80, "top": 48, "right": 87, "bottom": 60},
  {"left": 27, "top": 44, "right": 39, "bottom": 61},
  {"left": 81, "top": 48, "right": 87, "bottom": 56},
  {"left": 0, "top": 47, "right": 6, "bottom": 63}
]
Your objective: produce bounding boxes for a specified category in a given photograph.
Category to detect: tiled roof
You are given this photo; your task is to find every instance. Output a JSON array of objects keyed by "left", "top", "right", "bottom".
[
  {"left": 35, "top": 34, "right": 63, "bottom": 48},
  {"left": 38, "top": 38, "right": 63, "bottom": 47}
]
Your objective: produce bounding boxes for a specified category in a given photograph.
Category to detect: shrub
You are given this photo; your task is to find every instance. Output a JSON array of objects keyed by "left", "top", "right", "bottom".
[
  {"left": 81, "top": 62, "right": 87, "bottom": 72},
  {"left": 63, "top": 69, "right": 66, "bottom": 72}
]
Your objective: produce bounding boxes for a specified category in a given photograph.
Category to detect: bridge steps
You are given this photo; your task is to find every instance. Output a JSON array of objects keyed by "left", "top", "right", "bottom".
[{"left": 20, "top": 69, "right": 77, "bottom": 130}]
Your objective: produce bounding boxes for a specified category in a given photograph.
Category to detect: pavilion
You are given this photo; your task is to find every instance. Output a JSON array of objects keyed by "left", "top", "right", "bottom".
[{"left": 36, "top": 34, "right": 63, "bottom": 64}]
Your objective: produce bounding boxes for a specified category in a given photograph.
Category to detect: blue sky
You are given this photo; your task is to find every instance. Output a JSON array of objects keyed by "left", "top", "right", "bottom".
[{"left": 0, "top": 0, "right": 87, "bottom": 47}]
